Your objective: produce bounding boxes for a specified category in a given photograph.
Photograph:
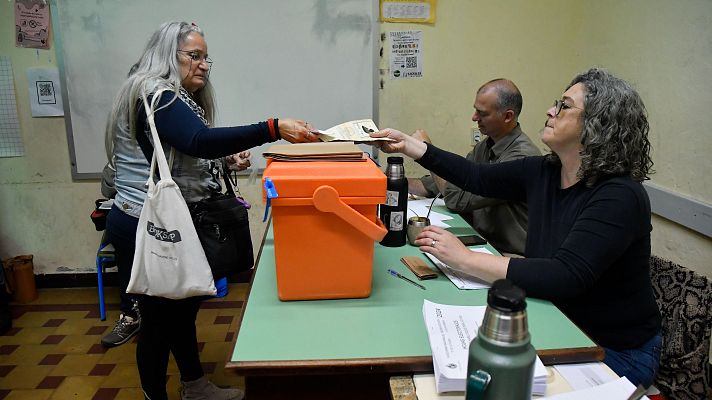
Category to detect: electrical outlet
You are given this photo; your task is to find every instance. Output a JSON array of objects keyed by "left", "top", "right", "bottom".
[{"left": 471, "top": 127, "right": 481, "bottom": 146}]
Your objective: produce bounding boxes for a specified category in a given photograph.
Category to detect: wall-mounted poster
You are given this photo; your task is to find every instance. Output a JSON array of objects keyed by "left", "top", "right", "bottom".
[
  {"left": 27, "top": 67, "right": 64, "bottom": 117},
  {"left": 15, "top": 0, "right": 51, "bottom": 49}
]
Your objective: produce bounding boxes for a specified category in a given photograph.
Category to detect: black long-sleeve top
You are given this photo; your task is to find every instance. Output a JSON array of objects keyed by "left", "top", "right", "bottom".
[{"left": 418, "top": 143, "right": 661, "bottom": 350}]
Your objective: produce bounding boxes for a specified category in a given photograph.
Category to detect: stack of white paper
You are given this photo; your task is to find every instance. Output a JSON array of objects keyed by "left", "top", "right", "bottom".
[
  {"left": 540, "top": 377, "right": 648, "bottom": 400},
  {"left": 422, "top": 300, "right": 548, "bottom": 394}
]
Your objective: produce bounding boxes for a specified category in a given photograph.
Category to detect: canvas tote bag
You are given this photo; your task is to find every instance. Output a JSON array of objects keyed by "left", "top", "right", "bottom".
[{"left": 126, "top": 89, "right": 216, "bottom": 299}]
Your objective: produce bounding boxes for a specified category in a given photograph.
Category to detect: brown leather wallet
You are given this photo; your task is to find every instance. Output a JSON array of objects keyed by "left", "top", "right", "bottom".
[{"left": 400, "top": 256, "right": 438, "bottom": 280}]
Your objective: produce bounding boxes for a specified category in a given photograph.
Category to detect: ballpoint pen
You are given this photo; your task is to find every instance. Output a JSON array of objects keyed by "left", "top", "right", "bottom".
[{"left": 388, "top": 268, "right": 426, "bottom": 290}]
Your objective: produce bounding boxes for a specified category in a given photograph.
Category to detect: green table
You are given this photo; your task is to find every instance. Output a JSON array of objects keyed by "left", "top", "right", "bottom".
[{"left": 226, "top": 206, "right": 601, "bottom": 399}]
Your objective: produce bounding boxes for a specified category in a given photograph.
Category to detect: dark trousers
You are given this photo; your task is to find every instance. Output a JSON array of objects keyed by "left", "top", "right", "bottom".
[
  {"left": 106, "top": 206, "right": 204, "bottom": 400},
  {"left": 106, "top": 206, "right": 139, "bottom": 316}
]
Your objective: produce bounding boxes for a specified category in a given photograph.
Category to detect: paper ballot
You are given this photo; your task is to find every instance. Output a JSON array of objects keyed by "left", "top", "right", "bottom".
[{"left": 422, "top": 300, "right": 547, "bottom": 394}]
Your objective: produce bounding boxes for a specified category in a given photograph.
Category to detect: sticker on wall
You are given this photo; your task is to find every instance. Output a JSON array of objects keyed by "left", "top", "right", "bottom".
[{"left": 389, "top": 30, "right": 423, "bottom": 79}]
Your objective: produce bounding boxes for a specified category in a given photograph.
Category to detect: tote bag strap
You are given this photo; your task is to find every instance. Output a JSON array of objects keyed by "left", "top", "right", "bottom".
[{"left": 140, "top": 89, "right": 174, "bottom": 187}]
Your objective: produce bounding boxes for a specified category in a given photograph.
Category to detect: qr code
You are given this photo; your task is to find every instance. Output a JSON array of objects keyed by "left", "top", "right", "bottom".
[
  {"left": 406, "top": 56, "right": 417, "bottom": 68},
  {"left": 38, "top": 82, "right": 53, "bottom": 96}
]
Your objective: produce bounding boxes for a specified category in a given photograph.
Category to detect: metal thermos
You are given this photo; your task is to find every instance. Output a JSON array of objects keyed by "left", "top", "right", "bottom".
[
  {"left": 379, "top": 156, "right": 408, "bottom": 247},
  {"left": 465, "top": 279, "right": 536, "bottom": 400}
]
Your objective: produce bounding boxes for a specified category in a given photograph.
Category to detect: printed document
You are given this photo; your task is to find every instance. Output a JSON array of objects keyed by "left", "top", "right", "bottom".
[
  {"left": 540, "top": 377, "right": 648, "bottom": 400},
  {"left": 553, "top": 362, "right": 615, "bottom": 390},
  {"left": 425, "top": 249, "right": 493, "bottom": 290},
  {"left": 422, "top": 300, "right": 547, "bottom": 394},
  {"left": 316, "top": 119, "right": 387, "bottom": 142}
]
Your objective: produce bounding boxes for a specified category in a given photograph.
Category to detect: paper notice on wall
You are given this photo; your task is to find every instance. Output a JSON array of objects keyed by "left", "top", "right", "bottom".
[
  {"left": 389, "top": 30, "right": 423, "bottom": 79},
  {"left": 0, "top": 56, "right": 25, "bottom": 157},
  {"left": 381, "top": 0, "right": 436, "bottom": 24},
  {"left": 15, "top": 0, "right": 51, "bottom": 49},
  {"left": 26, "top": 67, "right": 64, "bottom": 117}
]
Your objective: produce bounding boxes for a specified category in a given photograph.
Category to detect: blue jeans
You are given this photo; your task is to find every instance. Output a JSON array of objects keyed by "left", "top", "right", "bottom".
[{"left": 603, "top": 332, "right": 662, "bottom": 387}]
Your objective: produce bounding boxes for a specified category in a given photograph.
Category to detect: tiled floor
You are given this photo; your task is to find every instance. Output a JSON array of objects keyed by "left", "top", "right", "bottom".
[{"left": 0, "top": 284, "right": 247, "bottom": 399}]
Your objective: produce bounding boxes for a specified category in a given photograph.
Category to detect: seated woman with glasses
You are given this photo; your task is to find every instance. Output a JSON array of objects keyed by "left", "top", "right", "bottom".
[
  {"left": 370, "top": 68, "right": 661, "bottom": 387},
  {"left": 105, "top": 21, "right": 320, "bottom": 400}
]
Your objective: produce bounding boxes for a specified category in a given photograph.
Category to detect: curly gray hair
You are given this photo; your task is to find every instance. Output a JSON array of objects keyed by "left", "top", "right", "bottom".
[{"left": 549, "top": 68, "right": 653, "bottom": 186}]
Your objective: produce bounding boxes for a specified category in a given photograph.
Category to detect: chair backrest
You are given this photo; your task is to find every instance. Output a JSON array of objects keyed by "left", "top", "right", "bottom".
[{"left": 650, "top": 255, "right": 712, "bottom": 399}]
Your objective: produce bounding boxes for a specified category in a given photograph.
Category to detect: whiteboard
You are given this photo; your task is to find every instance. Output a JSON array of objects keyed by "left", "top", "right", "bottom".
[{"left": 51, "top": 0, "right": 378, "bottom": 178}]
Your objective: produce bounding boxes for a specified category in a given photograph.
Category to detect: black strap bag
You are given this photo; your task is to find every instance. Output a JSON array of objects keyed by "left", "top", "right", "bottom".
[{"left": 189, "top": 165, "right": 254, "bottom": 280}]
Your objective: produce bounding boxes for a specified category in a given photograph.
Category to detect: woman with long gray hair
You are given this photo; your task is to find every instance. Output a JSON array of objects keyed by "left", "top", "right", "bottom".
[
  {"left": 105, "top": 21, "right": 318, "bottom": 400},
  {"left": 371, "top": 68, "right": 661, "bottom": 387}
]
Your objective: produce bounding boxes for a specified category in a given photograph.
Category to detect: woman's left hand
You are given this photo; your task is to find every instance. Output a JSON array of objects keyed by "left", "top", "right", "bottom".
[
  {"left": 226, "top": 151, "right": 251, "bottom": 171},
  {"left": 415, "top": 226, "right": 471, "bottom": 267},
  {"left": 278, "top": 118, "right": 321, "bottom": 143}
]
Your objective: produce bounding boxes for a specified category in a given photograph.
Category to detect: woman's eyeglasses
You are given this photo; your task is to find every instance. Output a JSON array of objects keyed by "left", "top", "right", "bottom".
[
  {"left": 553, "top": 99, "right": 583, "bottom": 117},
  {"left": 177, "top": 50, "right": 213, "bottom": 68}
]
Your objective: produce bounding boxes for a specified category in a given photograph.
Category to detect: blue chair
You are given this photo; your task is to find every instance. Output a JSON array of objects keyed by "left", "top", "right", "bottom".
[{"left": 95, "top": 233, "right": 115, "bottom": 321}]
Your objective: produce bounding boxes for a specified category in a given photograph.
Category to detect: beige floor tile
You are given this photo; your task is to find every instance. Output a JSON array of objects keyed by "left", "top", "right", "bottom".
[
  {"left": 2, "top": 344, "right": 56, "bottom": 365},
  {"left": 0, "top": 365, "right": 55, "bottom": 389},
  {"left": 4, "top": 327, "right": 58, "bottom": 345},
  {"left": 50, "top": 353, "right": 103, "bottom": 376},
  {"left": 199, "top": 341, "right": 234, "bottom": 362},
  {"left": 49, "top": 376, "right": 105, "bottom": 399},
  {"left": 10, "top": 314, "right": 56, "bottom": 329},
  {"left": 195, "top": 310, "right": 220, "bottom": 324},
  {"left": 99, "top": 343, "right": 137, "bottom": 364},
  {"left": 53, "top": 318, "right": 107, "bottom": 336},
  {"left": 3, "top": 285, "right": 246, "bottom": 399},
  {"left": 52, "top": 334, "right": 95, "bottom": 354},
  {"left": 3, "top": 388, "right": 53, "bottom": 400},
  {"left": 196, "top": 324, "right": 230, "bottom": 342},
  {"left": 115, "top": 387, "right": 146, "bottom": 400},
  {"left": 99, "top": 363, "right": 141, "bottom": 388}
]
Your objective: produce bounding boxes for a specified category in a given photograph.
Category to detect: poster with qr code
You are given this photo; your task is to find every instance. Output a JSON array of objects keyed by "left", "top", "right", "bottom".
[
  {"left": 389, "top": 30, "right": 423, "bottom": 79},
  {"left": 26, "top": 67, "right": 64, "bottom": 117}
]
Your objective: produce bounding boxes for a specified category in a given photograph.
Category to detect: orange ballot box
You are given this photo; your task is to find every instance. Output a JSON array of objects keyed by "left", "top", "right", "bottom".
[{"left": 262, "top": 143, "right": 387, "bottom": 301}]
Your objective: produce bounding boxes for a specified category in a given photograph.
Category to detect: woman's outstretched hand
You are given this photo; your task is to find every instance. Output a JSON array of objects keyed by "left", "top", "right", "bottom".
[
  {"left": 278, "top": 118, "right": 321, "bottom": 143},
  {"left": 369, "top": 128, "right": 428, "bottom": 160}
]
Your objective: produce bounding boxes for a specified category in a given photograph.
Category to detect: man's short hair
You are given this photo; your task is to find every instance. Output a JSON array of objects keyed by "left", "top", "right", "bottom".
[{"left": 478, "top": 79, "right": 523, "bottom": 117}]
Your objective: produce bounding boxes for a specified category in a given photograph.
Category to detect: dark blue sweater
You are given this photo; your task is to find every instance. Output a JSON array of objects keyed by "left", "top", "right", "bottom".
[
  {"left": 418, "top": 143, "right": 661, "bottom": 350},
  {"left": 137, "top": 92, "right": 276, "bottom": 159}
]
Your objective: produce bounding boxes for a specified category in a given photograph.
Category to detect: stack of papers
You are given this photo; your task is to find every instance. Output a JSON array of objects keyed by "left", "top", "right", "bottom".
[
  {"left": 540, "top": 377, "right": 648, "bottom": 399},
  {"left": 422, "top": 300, "right": 547, "bottom": 394},
  {"left": 262, "top": 142, "right": 366, "bottom": 162}
]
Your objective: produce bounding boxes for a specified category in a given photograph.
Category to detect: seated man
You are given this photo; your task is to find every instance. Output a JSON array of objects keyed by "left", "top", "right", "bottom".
[{"left": 408, "top": 79, "right": 540, "bottom": 256}]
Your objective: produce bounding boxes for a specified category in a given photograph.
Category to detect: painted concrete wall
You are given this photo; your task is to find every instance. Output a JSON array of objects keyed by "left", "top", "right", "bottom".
[
  {"left": 378, "top": 0, "right": 712, "bottom": 275},
  {"left": 1, "top": 0, "right": 710, "bottom": 277}
]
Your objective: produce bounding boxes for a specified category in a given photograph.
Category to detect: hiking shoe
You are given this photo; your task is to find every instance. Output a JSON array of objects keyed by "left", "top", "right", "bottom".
[{"left": 101, "top": 313, "right": 140, "bottom": 348}]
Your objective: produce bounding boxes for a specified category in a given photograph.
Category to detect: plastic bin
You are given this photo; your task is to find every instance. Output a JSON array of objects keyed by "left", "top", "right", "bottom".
[{"left": 263, "top": 158, "right": 387, "bottom": 300}]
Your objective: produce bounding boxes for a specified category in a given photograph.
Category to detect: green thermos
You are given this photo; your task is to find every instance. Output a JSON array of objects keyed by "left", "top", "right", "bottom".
[{"left": 465, "top": 279, "right": 536, "bottom": 400}]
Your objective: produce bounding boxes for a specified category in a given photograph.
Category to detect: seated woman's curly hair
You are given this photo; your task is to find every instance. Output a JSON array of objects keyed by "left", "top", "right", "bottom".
[{"left": 549, "top": 68, "right": 654, "bottom": 186}]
